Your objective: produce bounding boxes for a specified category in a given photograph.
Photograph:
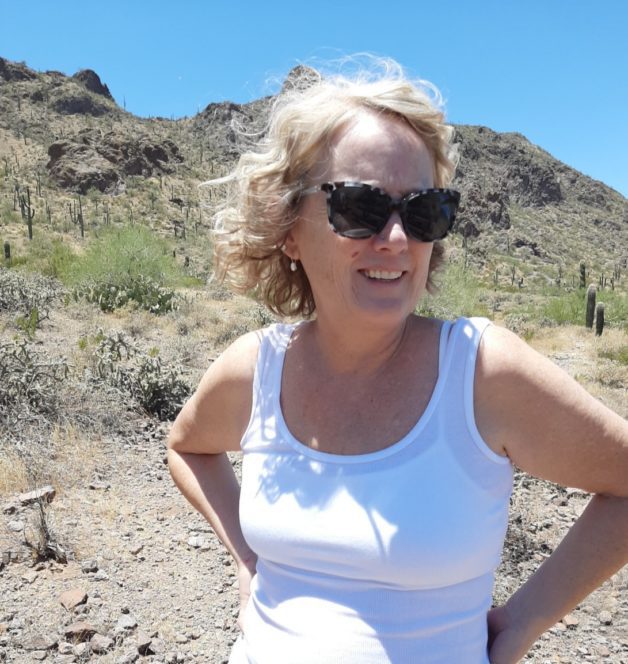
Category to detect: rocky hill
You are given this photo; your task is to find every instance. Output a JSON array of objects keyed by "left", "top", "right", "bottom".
[
  {"left": 1, "top": 55, "right": 626, "bottom": 284},
  {"left": 1, "top": 57, "right": 627, "bottom": 663}
]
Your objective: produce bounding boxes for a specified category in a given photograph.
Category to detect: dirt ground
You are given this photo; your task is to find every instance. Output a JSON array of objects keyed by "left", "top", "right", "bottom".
[{"left": 1, "top": 302, "right": 627, "bottom": 663}]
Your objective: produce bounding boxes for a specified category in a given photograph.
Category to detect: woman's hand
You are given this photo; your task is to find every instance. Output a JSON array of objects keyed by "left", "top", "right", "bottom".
[
  {"left": 487, "top": 605, "right": 536, "bottom": 664},
  {"left": 237, "top": 557, "right": 257, "bottom": 632}
]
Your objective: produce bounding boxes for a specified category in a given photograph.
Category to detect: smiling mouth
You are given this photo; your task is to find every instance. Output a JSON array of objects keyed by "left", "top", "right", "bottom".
[{"left": 361, "top": 269, "right": 404, "bottom": 281}]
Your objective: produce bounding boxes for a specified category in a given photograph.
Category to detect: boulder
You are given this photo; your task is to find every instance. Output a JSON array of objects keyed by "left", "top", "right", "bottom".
[
  {"left": 72, "top": 69, "right": 114, "bottom": 100},
  {"left": 0, "top": 57, "right": 37, "bottom": 83},
  {"left": 47, "top": 130, "right": 183, "bottom": 193},
  {"left": 50, "top": 90, "right": 111, "bottom": 116}
]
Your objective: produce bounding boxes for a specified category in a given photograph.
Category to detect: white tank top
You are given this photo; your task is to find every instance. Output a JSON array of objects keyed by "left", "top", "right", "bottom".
[{"left": 233, "top": 318, "right": 512, "bottom": 664}]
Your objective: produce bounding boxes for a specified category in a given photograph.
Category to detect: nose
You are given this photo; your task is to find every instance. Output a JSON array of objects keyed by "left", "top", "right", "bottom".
[{"left": 374, "top": 210, "right": 408, "bottom": 250}]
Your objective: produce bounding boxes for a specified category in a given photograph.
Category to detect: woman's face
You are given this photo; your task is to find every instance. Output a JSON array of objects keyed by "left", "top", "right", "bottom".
[{"left": 285, "top": 111, "right": 435, "bottom": 329}]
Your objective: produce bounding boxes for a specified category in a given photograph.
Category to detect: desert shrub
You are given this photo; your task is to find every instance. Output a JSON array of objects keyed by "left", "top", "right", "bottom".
[
  {"left": 594, "top": 290, "right": 628, "bottom": 332},
  {"left": 64, "top": 225, "right": 182, "bottom": 313},
  {"left": 13, "top": 235, "right": 77, "bottom": 278},
  {"left": 598, "top": 345, "right": 628, "bottom": 366},
  {"left": 89, "top": 330, "right": 190, "bottom": 420},
  {"left": 502, "top": 314, "right": 537, "bottom": 341},
  {"left": 213, "top": 303, "right": 277, "bottom": 347},
  {"left": 0, "top": 267, "right": 62, "bottom": 318},
  {"left": 72, "top": 274, "right": 178, "bottom": 314},
  {"left": 0, "top": 338, "right": 69, "bottom": 414},
  {"left": 416, "top": 261, "right": 490, "bottom": 320},
  {"left": 538, "top": 290, "right": 583, "bottom": 326}
]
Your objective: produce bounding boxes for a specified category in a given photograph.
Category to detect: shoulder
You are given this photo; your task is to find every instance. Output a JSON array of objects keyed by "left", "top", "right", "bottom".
[
  {"left": 474, "top": 324, "right": 628, "bottom": 496},
  {"left": 167, "top": 330, "right": 262, "bottom": 454}
]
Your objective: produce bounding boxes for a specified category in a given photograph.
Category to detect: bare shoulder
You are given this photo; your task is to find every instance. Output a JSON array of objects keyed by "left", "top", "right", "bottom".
[
  {"left": 167, "top": 331, "right": 261, "bottom": 454},
  {"left": 474, "top": 324, "right": 628, "bottom": 496}
]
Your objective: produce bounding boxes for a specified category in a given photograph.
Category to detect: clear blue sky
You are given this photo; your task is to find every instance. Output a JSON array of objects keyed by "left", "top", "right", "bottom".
[{"left": 2, "top": 0, "right": 627, "bottom": 197}]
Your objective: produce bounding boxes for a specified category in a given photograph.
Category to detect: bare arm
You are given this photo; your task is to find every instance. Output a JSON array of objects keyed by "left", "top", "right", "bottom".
[
  {"left": 475, "top": 325, "right": 628, "bottom": 663},
  {"left": 167, "top": 331, "right": 261, "bottom": 573}
]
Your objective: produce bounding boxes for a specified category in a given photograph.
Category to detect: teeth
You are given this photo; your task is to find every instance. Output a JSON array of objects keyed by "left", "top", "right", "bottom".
[{"left": 364, "top": 270, "right": 402, "bottom": 280}]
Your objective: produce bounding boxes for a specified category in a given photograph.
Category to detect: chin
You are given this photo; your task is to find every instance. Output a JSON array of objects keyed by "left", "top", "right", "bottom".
[{"left": 351, "top": 299, "right": 417, "bottom": 326}]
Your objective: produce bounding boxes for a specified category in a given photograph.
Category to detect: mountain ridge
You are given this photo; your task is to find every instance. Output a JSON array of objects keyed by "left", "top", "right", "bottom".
[{"left": 1, "top": 56, "right": 626, "bottom": 283}]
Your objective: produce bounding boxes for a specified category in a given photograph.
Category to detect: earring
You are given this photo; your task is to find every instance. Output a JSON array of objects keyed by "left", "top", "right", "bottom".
[{"left": 290, "top": 260, "right": 298, "bottom": 272}]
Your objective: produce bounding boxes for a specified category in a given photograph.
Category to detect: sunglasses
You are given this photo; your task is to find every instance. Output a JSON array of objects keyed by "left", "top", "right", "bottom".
[{"left": 299, "top": 181, "right": 460, "bottom": 242}]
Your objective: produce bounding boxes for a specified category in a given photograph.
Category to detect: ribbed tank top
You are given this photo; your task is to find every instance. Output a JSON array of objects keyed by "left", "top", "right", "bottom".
[{"left": 232, "top": 317, "right": 513, "bottom": 664}]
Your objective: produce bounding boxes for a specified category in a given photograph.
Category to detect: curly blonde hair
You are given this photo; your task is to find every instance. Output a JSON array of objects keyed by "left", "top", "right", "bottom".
[{"left": 211, "top": 58, "right": 458, "bottom": 317}]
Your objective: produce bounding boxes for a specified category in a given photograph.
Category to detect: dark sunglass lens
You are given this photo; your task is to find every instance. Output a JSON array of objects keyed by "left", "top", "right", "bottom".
[
  {"left": 405, "top": 192, "right": 457, "bottom": 241},
  {"left": 330, "top": 186, "right": 389, "bottom": 238}
]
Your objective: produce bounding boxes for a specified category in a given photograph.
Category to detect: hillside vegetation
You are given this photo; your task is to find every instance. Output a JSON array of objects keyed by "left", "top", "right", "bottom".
[{"left": 0, "top": 56, "right": 627, "bottom": 663}]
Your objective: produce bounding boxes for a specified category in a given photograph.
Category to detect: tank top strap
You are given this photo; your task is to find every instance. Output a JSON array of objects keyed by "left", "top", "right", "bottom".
[
  {"left": 437, "top": 317, "right": 508, "bottom": 465},
  {"left": 241, "top": 323, "right": 296, "bottom": 452}
]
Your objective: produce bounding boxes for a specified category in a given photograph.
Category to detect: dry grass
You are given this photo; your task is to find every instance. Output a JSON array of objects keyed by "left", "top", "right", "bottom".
[
  {"left": 0, "top": 448, "right": 29, "bottom": 495},
  {"left": 0, "top": 424, "right": 104, "bottom": 497},
  {"left": 528, "top": 324, "right": 627, "bottom": 417}
]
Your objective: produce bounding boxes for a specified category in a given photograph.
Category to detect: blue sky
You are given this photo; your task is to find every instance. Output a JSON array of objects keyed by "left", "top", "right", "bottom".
[{"left": 2, "top": 0, "right": 627, "bottom": 197}]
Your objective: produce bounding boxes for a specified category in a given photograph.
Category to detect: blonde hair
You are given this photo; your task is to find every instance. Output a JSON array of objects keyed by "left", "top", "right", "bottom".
[{"left": 210, "top": 57, "right": 458, "bottom": 317}]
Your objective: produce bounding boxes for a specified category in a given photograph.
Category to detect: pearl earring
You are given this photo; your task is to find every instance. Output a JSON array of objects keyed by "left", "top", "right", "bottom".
[{"left": 290, "top": 260, "right": 298, "bottom": 272}]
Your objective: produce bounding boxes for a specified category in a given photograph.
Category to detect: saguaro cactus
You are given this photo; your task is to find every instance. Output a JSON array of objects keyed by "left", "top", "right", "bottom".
[
  {"left": 18, "top": 186, "right": 35, "bottom": 240},
  {"left": 595, "top": 303, "right": 605, "bottom": 336},
  {"left": 579, "top": 261, "right": 587, "bottom": 289},
  {"left": 585, "top": 285, "right": 596, "bottom": 329},
  {"left": 3, "top": 241, "right": 10, "bottom": 262}
]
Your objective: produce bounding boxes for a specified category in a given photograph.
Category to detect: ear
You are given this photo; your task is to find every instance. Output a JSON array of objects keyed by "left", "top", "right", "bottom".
[{"left": 282, "top": 225, "right": 300, "bottom": 262}]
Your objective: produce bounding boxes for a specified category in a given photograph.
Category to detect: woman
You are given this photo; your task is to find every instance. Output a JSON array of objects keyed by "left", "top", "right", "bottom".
[{"left": 167, "top": 60, "right": 628, "bottom": 663}]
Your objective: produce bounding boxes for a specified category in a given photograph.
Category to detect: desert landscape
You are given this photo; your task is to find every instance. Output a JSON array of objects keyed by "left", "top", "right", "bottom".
[{"left": 1, "top": 57, "right": 627, "bottom": 663}]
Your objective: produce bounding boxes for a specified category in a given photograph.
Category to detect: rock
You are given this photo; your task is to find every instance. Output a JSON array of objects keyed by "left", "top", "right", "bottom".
[
  {"left": 562, "top": 613, "right": 579, "bottom": 628},
  {"left": 89, "top": 480, "right": 111, "bottom": 490},
  {"left": 31, "top": 651, "right": 47, "bottom": 660},
  {"left": 115, "top": 614, "right": 138, "bottom": 633},
  {"left": 150, "top": 637, "right": 166, "bottom": 655},
  {"left": 8, "top": 520, "right": 24, "bottom": 532},
  {"left": 81, "top": 559, "right": 98, "bottom": 573},
  {"left": 137, "top": 631, "right": 152, "bottom": 655},
  {"left": 57, "top": 642, "right": 74, "bottom": 655},
  {"left": 59, "top": 588, "right": 88, "bottom": 611},
  {"left": 598, "top": 610, "right": 613, "bottom": 625},
  {"left": 50, "top": 90, "right": 111, "bottom": 116},
  {"left": 18, "top": 486, "right": 56, "bottom": 506},
  {"left": 22, "top": 634, "right": 57, "bottom": 651},
  {"left": 73, "top": 642, "right": 89, "bottom": 657},
  {"left": 129, "top": 543, "right": 144, "bottom": 555},
  {"left": 21, "top": 570, "right": 38, "bottom": 584},
  {"left": 92, "top": 569, "right": 109, "bottom": 581},
  {"left": 117, "top": 650, "right": 140, "bottom": 664},
  {"left": 175, "top": 633, "right": 188, "bottom": 644},
  {"left": 64, "top": 621, "right": 97, "bottom": 641},
  {"left": 47, "top": 129, "right": 183, "bottom": 194},
  {"left": 2, "top": 501, "right": 17, "bottom": 514},
  {"left": 188, "top": 535, "right": 206, "bottom": 549},
  {"left": 0, "top": 57, "right": 37, "bottom": 82},
  {"left": 46, "top": 140, "right": 120, "bottom": 193},
  {"left": 72, "top": 69, "right": 114, "bottom": 100},
  {"left": 90, "top": 633, "right": 114, "bottom": 653}
]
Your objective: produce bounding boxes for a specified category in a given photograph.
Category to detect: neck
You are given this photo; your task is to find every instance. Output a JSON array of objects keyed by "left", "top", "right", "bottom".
[{"left": 305, "top": 312, "right": 414, "bottom": 376}]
